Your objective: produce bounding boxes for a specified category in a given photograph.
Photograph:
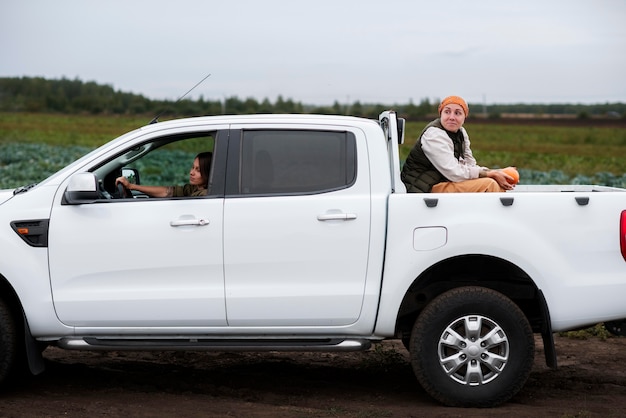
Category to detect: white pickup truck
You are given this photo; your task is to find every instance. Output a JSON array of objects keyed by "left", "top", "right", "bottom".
[{"left": 1, "top": 111, "right": 625, "bottom": 407}]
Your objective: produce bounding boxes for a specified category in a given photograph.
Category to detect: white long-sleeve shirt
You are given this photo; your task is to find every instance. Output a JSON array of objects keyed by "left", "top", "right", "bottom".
[{"left": 420, "top": 126, "right": 487, "bottom": 182}]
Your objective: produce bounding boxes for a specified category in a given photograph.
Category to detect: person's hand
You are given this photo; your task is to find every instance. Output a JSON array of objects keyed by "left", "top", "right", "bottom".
[
  {"left": 115, "top": 176, "right": 131, "bottom": 190},
  {"left": 487, "top": 169, "right": 515, "bottom": 190}
]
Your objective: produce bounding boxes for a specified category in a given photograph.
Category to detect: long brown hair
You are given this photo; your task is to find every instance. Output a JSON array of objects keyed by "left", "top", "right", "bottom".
[{"left": 196, "top": 151, "right": 212, "bottom": 188}]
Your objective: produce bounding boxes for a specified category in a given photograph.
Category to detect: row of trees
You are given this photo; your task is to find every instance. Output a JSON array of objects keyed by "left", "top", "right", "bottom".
[{"left": 1, "top": 76, "right": 625, "bottom": 120}]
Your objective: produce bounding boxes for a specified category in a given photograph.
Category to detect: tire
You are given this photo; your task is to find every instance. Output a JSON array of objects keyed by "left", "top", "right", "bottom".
[
  {"left": 605, "top": 319, "right": 626, "bottom": 337},
  {"left": 409, "top": 286, "right": 534, "bottom": 407},
  {"left": 0, "top": 298, "right": 18, "bottom": 387}
]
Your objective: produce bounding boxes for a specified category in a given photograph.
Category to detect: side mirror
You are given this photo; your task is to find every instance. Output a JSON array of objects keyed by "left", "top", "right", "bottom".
[
  {"left": 122, "top": 167, "right": 140, "bottom": 185},
  {"left": 62, "top": 173, "right": 99, "bottom": 205}
]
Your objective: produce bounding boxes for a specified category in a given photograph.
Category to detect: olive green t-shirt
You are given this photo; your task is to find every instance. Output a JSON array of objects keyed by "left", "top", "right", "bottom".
[{"left": 169, "top": 184, "right": 207, "bottom": 197}]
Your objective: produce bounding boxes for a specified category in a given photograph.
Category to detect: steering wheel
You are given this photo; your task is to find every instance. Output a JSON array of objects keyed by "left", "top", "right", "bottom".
[{"left": 115, "top": 182, "right": 133, "bottom": 199}]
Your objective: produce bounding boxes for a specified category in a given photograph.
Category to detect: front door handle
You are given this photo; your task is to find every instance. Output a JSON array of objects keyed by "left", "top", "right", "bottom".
[
  {"left": 317, "top": 213, "right": 357, "bottom": 221},
  {"left": 170, "top": 218, "right": 209, "bottom": 227}
]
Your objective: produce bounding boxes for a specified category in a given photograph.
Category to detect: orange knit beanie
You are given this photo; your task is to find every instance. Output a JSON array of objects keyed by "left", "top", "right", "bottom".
[{"left": 438, "top": 96, "right": 469, "bottom": 116}]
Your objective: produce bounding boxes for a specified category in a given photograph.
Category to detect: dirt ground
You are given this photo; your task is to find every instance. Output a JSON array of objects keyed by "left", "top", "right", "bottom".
[{"left": 1, "top": 335, "right": 625, "bottom": 418}]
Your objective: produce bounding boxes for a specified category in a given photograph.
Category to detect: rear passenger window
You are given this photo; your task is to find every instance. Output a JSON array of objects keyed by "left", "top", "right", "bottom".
[{"left": 240, "top": 130, "right": 356, "bottom": 195}]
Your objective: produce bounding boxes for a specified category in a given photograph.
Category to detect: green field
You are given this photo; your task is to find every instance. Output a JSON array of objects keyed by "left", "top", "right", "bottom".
[{"left": 1, "top": 112, "right": 625, "bottom": 189}]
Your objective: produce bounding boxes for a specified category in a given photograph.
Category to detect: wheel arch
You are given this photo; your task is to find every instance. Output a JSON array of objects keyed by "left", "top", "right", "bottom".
[{"left": 395, "top": 254, "right": 556, "bottom": 367}]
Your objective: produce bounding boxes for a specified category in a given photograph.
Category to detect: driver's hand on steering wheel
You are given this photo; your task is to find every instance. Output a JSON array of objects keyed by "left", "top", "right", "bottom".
[{"left": 115, "top": 176, "right": 131, "bottom": 190}]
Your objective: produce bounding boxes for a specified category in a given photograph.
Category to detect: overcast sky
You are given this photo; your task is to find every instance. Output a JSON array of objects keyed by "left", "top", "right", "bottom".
[{"left": 2, "top": 0, "right": 625, "bottom": 106}]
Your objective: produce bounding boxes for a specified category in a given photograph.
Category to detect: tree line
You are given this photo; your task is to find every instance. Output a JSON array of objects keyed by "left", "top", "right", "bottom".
[{"left": 1, "top": 76, "right": 625, "bottom": 120}]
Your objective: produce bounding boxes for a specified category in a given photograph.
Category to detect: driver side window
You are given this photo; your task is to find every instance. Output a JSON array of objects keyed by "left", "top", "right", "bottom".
[
  {"left": 128, "top": 137, "right": 213, "bottom": 186},
  {"left": 98, "top": 134, "right": 216, "bottom": 199}
]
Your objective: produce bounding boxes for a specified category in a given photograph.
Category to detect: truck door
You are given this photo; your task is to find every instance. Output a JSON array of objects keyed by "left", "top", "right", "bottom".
[
  {"left": 48, "top": 132, "right": 227, "bottom": 328},
  {"left": 223, "top": 127, "right": 371, "bottom": 327}
]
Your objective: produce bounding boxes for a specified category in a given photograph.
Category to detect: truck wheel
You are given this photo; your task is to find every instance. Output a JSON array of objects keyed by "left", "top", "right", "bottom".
[
  {"left": 409, "top": 286, "right": 534, "bottom": 407},
  {"left": 0, "top": 299, "right": 18, "bottom": 387}
]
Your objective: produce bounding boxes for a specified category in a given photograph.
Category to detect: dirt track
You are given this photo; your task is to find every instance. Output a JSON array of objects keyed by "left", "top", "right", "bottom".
[{"left": 1, "top": 335, "right": 625, "bottom": 417}]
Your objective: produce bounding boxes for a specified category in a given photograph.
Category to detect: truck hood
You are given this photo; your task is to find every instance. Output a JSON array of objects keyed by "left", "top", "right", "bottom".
[{"left": 0, "top": 189, "right": 14, "bottom": 205}]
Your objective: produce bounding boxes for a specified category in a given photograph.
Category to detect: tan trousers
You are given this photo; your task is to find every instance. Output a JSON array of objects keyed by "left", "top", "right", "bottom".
[{"left": 431, "top": 178, "right": 505, "bottom": 193}]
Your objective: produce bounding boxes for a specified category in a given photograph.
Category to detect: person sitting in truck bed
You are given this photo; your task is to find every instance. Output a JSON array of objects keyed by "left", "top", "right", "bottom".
[
  {"left": 401, "top": 95, "right": 515, "bottom": 193},
  {"left": 115, "top": 151, "right": 212, "bottom": 197}
]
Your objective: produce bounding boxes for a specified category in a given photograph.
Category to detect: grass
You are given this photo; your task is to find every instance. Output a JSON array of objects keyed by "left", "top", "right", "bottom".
[
  {"left": 559, "top": 323, "right": 614, "bottom": 341},
  {"left": 0, "top": 112, "right": 149, "bottom": 147},
  {"left": 1, "top": 112, "right": 625, "bottom": 188}
]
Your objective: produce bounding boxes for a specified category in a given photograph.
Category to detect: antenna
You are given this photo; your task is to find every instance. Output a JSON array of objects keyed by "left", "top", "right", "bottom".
[{"left": 149, "top": 73, "right": 212, "bottom": 124}]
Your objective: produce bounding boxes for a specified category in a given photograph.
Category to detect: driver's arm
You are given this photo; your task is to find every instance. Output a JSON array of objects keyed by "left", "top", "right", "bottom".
[{"left": 115, "top": 176, "right": 172, "bottom": 198}]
